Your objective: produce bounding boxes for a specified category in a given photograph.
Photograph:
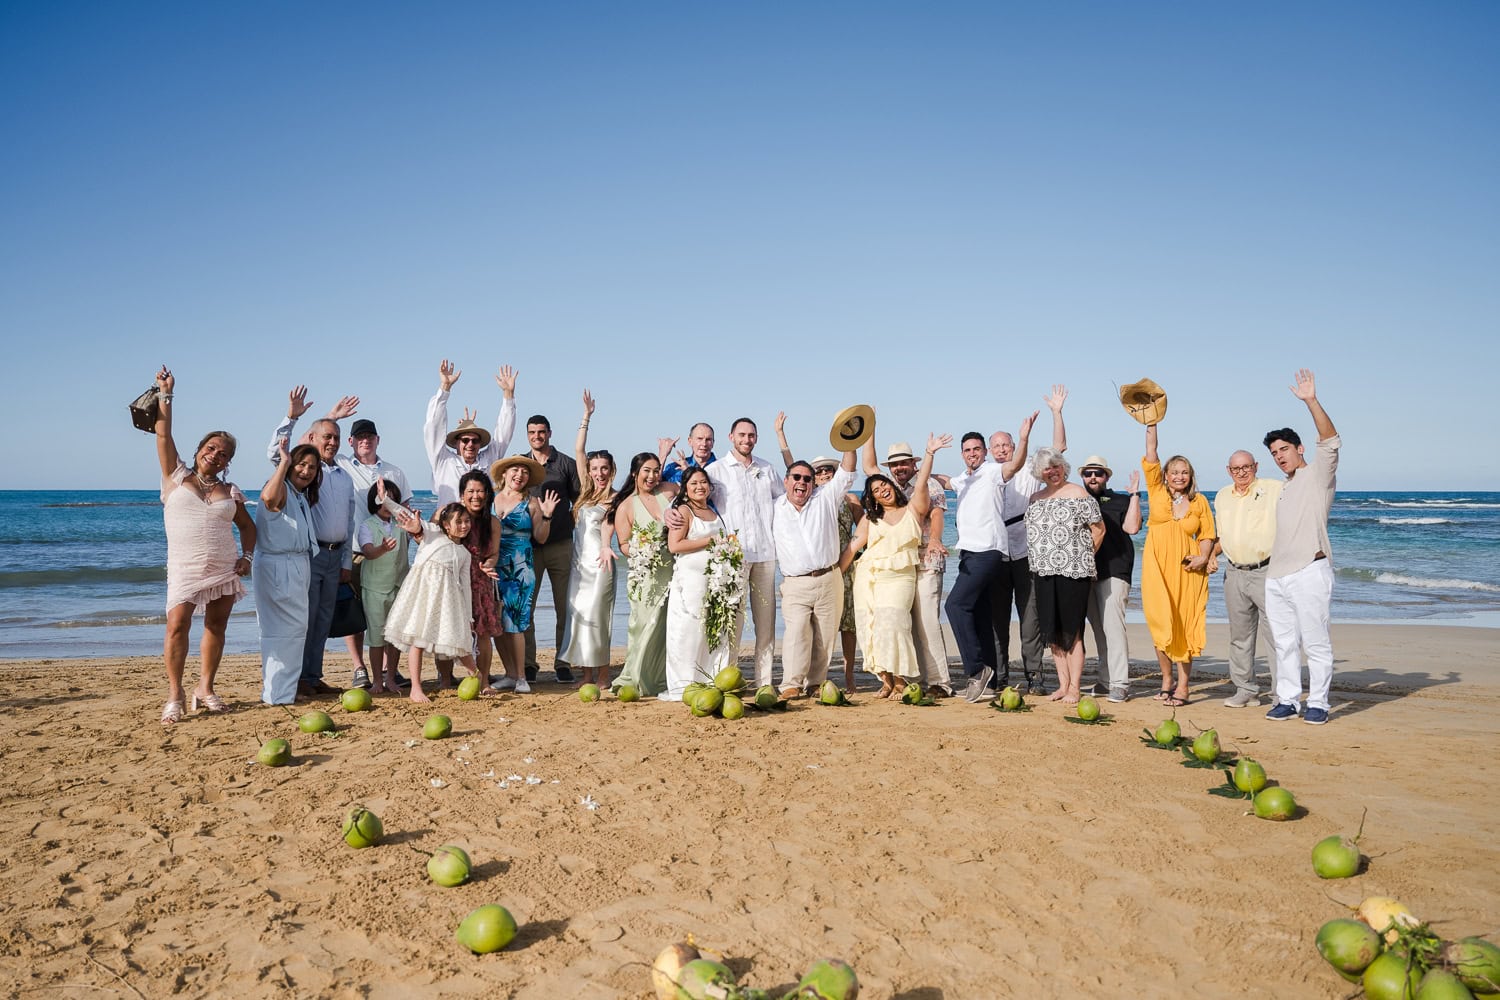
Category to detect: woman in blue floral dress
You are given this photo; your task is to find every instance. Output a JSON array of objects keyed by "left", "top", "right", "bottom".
[{"left": 491, "top": 456, "right": 560, "bottom": 694}]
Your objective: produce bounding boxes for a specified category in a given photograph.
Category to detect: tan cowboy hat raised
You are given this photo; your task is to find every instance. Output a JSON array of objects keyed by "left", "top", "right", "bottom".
[
  {"left": 1119, "top": 378, "right": 1168, "bottom": 426},
  {"left": 445, "top": 417, "right": 492, "bottom": 450},
  {"left": 829, "top": 404, "right": 876, "bottom": 452}
]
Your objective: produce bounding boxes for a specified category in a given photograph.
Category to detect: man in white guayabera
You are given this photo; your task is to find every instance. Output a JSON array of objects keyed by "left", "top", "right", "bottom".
[
  {"left": 424, "top": 359, "right": 518, "bottom": 507},
  {"left": 706, "top": 417, "right": 785, "bottom": 688},
  {"left": 1261, "top": 369, "right": 1341, "bottom": 727}
]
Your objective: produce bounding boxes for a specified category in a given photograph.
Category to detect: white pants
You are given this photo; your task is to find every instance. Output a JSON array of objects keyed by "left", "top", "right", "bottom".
[
  {"left": 1085, "top": 575, "right": 1131, "bottom": 690},
  {"left": 913, "top": 567, "right": 952, "bottom": 691},
  {"left": 732, "top": 560, "right": 779, "bottom": 688},
  {"left": 1265, "top": 559, "right": 1335, "bottom": 711}
]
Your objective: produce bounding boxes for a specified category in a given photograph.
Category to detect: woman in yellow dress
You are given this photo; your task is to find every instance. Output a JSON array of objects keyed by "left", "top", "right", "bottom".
[
  {"left": 1140, "top": 423, "right": 1215, "bottom": 706},
  {"left": 840, "top": 434, "right": 951, "bottom": 698}
]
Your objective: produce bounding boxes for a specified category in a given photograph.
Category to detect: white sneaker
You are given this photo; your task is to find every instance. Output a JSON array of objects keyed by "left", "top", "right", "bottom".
[
  {"left": 495, "top": 676, "right": 517, "bottom": 691},
  {"left": 515, "top": 678, "right": 531, "bottom": 694}
]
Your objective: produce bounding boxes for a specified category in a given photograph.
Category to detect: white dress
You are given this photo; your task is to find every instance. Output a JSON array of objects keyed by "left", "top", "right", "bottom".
[
  {"left": 662, "top": 512, "right": 731, "bottom": 701},
  {"left": 383, "top": 525, "right": 475, "bottom": 659}
]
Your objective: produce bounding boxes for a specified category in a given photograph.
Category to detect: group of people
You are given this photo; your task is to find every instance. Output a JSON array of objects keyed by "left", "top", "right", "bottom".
[{"left": 149, "top": 362, "right": 1342, "bottom": 727}]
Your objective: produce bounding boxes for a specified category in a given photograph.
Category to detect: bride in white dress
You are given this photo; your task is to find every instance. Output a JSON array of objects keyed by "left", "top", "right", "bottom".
[{"left": 662, "top": 467, "right": 731, "bottom": 701}]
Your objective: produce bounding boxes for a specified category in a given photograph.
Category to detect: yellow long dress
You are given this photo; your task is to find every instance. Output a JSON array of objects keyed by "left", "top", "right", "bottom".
[
  {"left": 1140, "top": 458, "right": 1216, "bottom": 661},
  {"left": 852, "top": 508, "right": 922, "bottom": 681}
]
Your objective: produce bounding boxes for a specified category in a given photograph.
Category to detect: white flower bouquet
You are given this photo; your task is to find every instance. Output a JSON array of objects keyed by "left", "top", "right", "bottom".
[
  {"left": 627, "top": 519, "right": 668, "bottom": 606},
  {"left": 703, "top": 532, "right": 744, "bottom": 652}
]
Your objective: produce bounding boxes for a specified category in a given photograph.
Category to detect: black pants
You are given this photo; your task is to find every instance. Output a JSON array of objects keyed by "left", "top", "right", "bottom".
[{"left": 991, "top": 556, "right": 1045, "bottom": 684}]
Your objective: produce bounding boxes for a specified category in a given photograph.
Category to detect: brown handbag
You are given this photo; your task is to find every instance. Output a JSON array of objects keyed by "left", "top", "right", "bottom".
[{"left": 128, "top": 386, "right": 161, "bottom": 432}]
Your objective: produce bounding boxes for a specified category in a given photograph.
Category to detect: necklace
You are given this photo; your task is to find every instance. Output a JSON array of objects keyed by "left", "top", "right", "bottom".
[{"left": 195, "top": 470, "right": 222, "bottom": 492}]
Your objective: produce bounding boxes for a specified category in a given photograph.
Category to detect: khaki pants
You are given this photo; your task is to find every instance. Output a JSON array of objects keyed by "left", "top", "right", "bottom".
[
  {"left": 779, "top": 570, "right": 843, "bottom": 693},
  {"left": 731, "top": 560, "right": 779, "bottom": 688},
  {"left": 913, "top": 567, "right": 952, "bottom": 691},
  {"left": 1223, "top": 563, "right": 1270, "bottom": 697},
  {"left": 525, "top": 537, "right": 574, "bottom": 673}
]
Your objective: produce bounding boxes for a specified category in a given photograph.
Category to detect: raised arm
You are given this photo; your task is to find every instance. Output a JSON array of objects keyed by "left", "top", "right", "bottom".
[
  {"left": 908, "top": 433, "right": 953, "bottom": 517},
  {"left": 575, "top": 390, "right": 595, "bottom": 470},
  {"left": 1045, "top": 384, "right": 1068, "bottom": 453},
  {"left": 487, "top": 364, "right": 519, "bottom": 461},
  {"left": 860, "top": 436, "right": 881, "bottom": 477},
  {"left": 1001, "top": 411, "right": 1038, "bottom": 480},
  {"left": 839, "top": 517, "right": 870, "bottom": 573},
  {"left": 531, "top": 490, "right": 559, "bottom": 545},
  {"left": 774, "top": 411, "right": 794, "bottom": 470},
  {"left": 267, "top": 384, "right": 314, "bottom": 464},
  {"left": 260, "top": 437, "right": 293, "bottom": 513},
  {"left": 424, "top": 360, "right": 460, "bottom": 465},
  {"left": 1291, "top": 369, "right": 1336, "bottom": 440},
  {"left": 1145, "top": 423, "right": 1159, "bottom": 465},
  {"left": 153, "top": 367, "right": 179, "bottom": 478}
]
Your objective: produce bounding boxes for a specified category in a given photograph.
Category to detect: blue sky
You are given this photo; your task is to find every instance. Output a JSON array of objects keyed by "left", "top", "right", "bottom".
[{"left": 2, "top": 2, "right": 1496, "bottom": 491}]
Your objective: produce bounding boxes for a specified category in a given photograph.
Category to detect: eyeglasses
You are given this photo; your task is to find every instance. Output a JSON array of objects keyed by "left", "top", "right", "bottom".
[
  {"left": 1228, "top": 465, "right": 1256, "bottom": 473},
  {"left": 788, "top": 473, "right": 814, "bottom": 483},
  {"left": 1080, "top": 470, "right": 1107, "bottom": 478},
  {"left": 814, "top": 468, "right": 835, "bottom": 476},
  {"left": 457, "top": 436, "right": 480, "bottom": 445}
]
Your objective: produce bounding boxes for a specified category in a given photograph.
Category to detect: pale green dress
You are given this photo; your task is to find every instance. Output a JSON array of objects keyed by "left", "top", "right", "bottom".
[{"left": 612, "top": 495, "right": 671, "bottom": 696}]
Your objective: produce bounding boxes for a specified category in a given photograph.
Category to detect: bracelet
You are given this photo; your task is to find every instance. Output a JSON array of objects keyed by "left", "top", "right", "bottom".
[
  {"left": 540, "top": 514, "right": 552, "bottom": 521},
  {"left": 161, "top": 394, "right": 174, "bottom": 403},
  {"left": 239, "top": 553, "right": 253, "bottom": 561}
]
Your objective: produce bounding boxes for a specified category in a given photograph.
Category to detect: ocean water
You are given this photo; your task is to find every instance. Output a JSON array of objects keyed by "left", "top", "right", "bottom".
[{"left": 1, "top": 490, "right": 1496, "bottom": 660}]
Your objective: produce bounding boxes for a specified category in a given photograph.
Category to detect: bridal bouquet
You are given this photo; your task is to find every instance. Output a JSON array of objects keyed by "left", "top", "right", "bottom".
[
  {"left": 627, "top": 520, "right": 668, "bottom": 606},
  {"left": 703, "top": 532, "right": 744, "bottom": 652}
]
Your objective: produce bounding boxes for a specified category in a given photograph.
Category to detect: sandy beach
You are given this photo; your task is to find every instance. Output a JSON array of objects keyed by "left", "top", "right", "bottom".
[{"left": 2, "top": 622, "right": 1497, "bottom": 998}]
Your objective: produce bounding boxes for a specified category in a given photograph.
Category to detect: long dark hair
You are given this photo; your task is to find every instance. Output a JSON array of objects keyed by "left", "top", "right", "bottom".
[
  {"left": 605, "top": 451, "right": 660, "bottom": 523},
  {"left": 861, "top": 473, "right": 909, "bottom": 521},
  {"left": 672, "top": 466, "right": 712, "bottom": 510},
  {"left": 457, "top": 470, "right": 495, "bottom": 550},
  {"left": 288, "top": 443, "right": 323, "bottom": 507}
]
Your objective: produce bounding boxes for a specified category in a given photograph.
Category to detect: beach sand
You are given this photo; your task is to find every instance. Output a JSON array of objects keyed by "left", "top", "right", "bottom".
[{"left": 2, "top": 623, "right": 1497, "bottom": 998}]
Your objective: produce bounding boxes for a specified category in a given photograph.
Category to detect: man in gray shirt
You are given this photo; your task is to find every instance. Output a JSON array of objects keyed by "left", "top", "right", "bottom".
[{"left": 1261, "top": 369, "right": 1341, "bottom": 727}]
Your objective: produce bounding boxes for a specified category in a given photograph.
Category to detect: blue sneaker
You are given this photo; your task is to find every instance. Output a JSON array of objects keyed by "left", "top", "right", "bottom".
[
  {"left": 1265, "top": 702, "right": 1300, "bottom": 721},
  {"left": 1303, "top": 707, "right": 1329, "bottom": 726}
]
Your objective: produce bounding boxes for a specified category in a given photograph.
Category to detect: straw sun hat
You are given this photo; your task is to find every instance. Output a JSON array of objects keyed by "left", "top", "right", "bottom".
[
  {"left": 1119, "top": 378, "right": 1168, "bottom": 426},
  {"left": 489, "top": 455, "right": 545, "bottom": 488},
  {"left": 828, "top": 404, "right": 876, "bottom": 452}
]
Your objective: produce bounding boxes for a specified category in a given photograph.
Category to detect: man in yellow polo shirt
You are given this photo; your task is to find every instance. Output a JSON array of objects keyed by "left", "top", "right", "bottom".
[{"left": 1209, "top": 452, "right": 1282, "bottom": 707}]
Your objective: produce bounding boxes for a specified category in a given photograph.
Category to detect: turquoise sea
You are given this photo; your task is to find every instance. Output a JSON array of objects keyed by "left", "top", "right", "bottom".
[{"left": 0, "top": 490, "right": 1496, "bottom": 660}]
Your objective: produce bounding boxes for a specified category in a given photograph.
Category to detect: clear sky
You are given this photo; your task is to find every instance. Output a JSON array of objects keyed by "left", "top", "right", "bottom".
[{"left": 2, "top": 2, "right": 1496, "bottom": 491}]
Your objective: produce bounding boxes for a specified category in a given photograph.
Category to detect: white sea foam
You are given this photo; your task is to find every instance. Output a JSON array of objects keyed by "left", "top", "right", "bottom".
[
  {"left": 1367, "top": 500, "right": 1499, "bottom": 510},
  {"left": 1373, "top": 572, "right": 1500, "bottom": 594},
  {"left": 1376, "top": 517, "right": 1457, "bottom": 525}
]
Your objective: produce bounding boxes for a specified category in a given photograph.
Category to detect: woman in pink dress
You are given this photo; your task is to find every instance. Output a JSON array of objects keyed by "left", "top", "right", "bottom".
[{"left": 152, "top": 367, "right": 256, "bottom": 725}]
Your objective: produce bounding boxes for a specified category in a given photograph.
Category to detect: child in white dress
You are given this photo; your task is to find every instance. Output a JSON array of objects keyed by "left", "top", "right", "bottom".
[{"left": 383, "top": 496, "right": 495, "bottom": 703}]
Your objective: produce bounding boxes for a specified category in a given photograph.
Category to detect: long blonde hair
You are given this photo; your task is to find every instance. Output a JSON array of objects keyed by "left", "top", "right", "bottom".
[
  {"left": 576, "top": 450, "right": 618, "bottom": 511},
  {"left": 1164, "top": 455, "right": 1198, "bottom": 499}
]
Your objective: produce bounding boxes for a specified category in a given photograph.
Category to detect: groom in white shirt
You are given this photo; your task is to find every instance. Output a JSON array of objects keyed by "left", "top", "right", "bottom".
[{"left": 706, "top": 418, "right": 785, "bottom": 688}]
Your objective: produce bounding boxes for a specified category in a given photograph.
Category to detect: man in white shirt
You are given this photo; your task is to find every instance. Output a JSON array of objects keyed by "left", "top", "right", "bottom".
[
  {"left": 1262, "top": 369, "right": 1341, "bottom": 727},
  {"left": 989, "top": 385, "right": 1068, "bottom": 692},
  {"left": 944, "top": 412, "right": 1036, "bottom": 696},
  {"left": 424, "top": 359, "right": 518, "bottom": 506},
  {"left": 862, "top": 438, "right": 952, "bottom": 696},
  {"left": 772, "top": 450, "right": 857, "bottom": 698},
  {"left": 265, "top": 387, "right": 358, "bottom": 697},
  {"left": 706, "top": 417, "right": 786, "bottom": 688},
  {"left": 269, "top": 400, "right": 413, "bottom": 690}
]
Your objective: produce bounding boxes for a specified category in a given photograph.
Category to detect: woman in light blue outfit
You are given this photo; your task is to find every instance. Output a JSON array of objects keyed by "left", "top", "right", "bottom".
[{"left": 254, "top": 440, "right": 321, "bottom": 704}]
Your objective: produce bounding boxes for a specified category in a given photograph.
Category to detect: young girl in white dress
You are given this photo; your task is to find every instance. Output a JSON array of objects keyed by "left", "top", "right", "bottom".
[{"left": 383, "top": 492, "right": 496, "bottom": 703}]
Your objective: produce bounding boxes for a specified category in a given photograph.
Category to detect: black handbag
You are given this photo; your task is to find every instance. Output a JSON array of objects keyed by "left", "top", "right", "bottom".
[
  {"left": 128, "top": 386, "right": 161, "bottom": 432},
  {"left": 328, "top": 583, "right": 367, "bottom": 637}
]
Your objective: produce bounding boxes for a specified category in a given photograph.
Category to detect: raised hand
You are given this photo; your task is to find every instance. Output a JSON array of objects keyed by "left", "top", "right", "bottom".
[
  {"left": 495, "top": 364, "right": 517, "bottom": 396},
  {"left": 775, "top": 411, "right": 787, "bottom": 434},
  {"left": 375, "top": 478, "right": 388, "bottom": 503},
  {"left": 439, "top": 360, "right": 460, "bottom": 391},
  {"left": 326, "top": 395, "right": 359, "bottom": 420},
  {"left": 461, "top": 406, "right": 478, "bottom": 425},
  {"left": 537, "top": 489, "right": 561, "bottom": 518},
  {"left": 1128, "top": 470, "right": 1141, "bottom": 493},
  {"left": 1017, "top": 410, "right": 1040, "bottom": 439},
  {"left": 658, "top": 437, "right": 678, "bottom": 463},
  {"left": 155, "top": 366, "right": 174, "bottom": 394},
  {"left": 1045, "top": 384, "right": 1068, "bottom": 412},
  {"left": 1290, "top": 368, "right": 1317, "bottom": 401},
  {"left": 582, "top": 389, "right": 595, "bottom": 418},
  {"left": 394, "top": 506, "right": 422, "bottom": 534},
  {"left": 287, "top": 385, "right": 313, "bottom": 420},
  {"left": 275, "top": 436, "right": 290, "bottom": 463},
  {"left": 379, "top": 536, "right": 398, "bottom": 555},
  {"left": 926, "top": 432, "right": 953, "bottom": 454}
]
